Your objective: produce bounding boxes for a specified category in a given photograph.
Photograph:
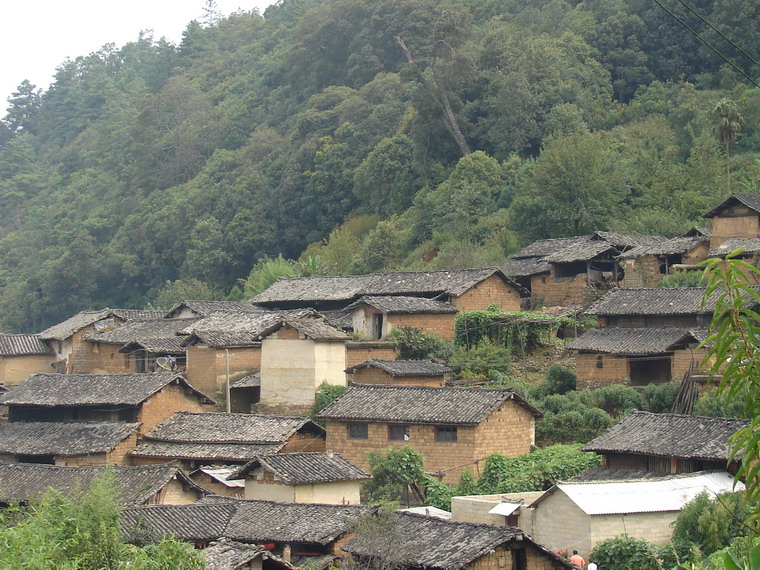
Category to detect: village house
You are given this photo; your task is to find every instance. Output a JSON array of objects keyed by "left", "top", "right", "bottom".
[
  {"left": 165, "top": 299, "right": 262, "bottom": 319},
  {"left": 130, "top": 411, "right": 326, "bottom": 470},
  {"left": 0, "top": 333, "right": 56, "bottom": 388},
  {"left": 229, "top": 373, "right": 260, "bottom": 413},
  {"left": 525, "top": 471, "right": 743, "bottom": 556},
  {"left": 317, "top": 385, "right": 542, "bottom": 484},
  {"left": 189, "top": 466, "right": 246, "bottom": 498},
  {"left": 229, "top": 451, "right": 370, "bottom": 505},
  {"left": 0, "top": 463, "right": 207, "bottom": 506},
  {"left": 120, "top": 496, "right": 370, "bottom": 565},
  {"left": 345, "top": 359, "right": 452, "bottom": 387},
  {"left": 345, "top": 295, "right": 458, "bottom": 341},
  {"left": 202, "top": 539, "right": 297, "bottom": 570},
  {"left": 703, "top": 192, "right": 760, "bottom": 249},
  {"left": 38, "top": 308, "right": 166, "bottom": 373},
  {"left": 582, "top": 411, "right": 749, "bottom": 475},
  {"left": 343, "top": 510, "right": 576, "bottom": 570}
]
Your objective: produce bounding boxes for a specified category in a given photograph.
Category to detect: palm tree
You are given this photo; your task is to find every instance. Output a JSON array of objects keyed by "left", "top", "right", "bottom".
[{"left": 712, "top": 99, "right": 742, "bottom": 193}]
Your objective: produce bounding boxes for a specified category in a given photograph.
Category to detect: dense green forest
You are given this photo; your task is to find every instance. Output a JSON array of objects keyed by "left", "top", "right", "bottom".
[{"left": 1, "top": 0, "right": 759, "bottom": 332}]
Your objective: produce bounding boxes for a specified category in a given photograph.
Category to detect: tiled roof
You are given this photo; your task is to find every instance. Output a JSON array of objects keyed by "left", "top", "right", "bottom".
[
  {"left": 320, "top": 310, "right": 354, "bottom": 330},
  {"left": 582, "top": 411, "right": 749, "bottom": 460},
  {"left": 190, "top": 467, "right": 245, "bottom": 488},
  {"left": 0, "top": 463, "right": 204, "bottom": 505},
  {"left": 122, "top": 498, "right": 369, "bottom": 545},
  {"left": 39, "top": 309, "right": 116, "bottom": 340},
  {"left": 344, "top": 511, "right": 574, "bottom": 570},
  {"left": 165, "top": 300, "right": 262, "bottom": 318},
  {"left": 119, "top": 337, "right": 186, "bottom": 354},
  {"left": 703, "top": 193, "right": 760, "bottom": 218},
  {"left": 566, "top": 327, "right": 703, "bottom": 354},
  {"left": 231, "top": 373, "right": 260, "bottom": 389},
  {"left": 709, "top": 237, "right": 760, "bottom": 257},
  {"left": 250, "top": 268, "right": 510, "bottom": 304},
  {"left": 140, "top": 412, "right": 323, "bottom": 444},
  {"left": 259, "top": 318, "right": 350, "bottom": 341},
  {"left": 90, "top": 318, "right": 199, "bottom": 353},
  {"left": 130, "top": 441, "right": 283, "bottom": 461},
  {"left": 0, "top": 372, "right": 213, "bottom": 407},
  {"left": 620, "top": 236, "right": 707, "bottom": 258},
  {"left": 0, "top": 333, "right": 52, "bottom": 356},
  {"left": 0, "top": 421, "right": 138, "bottom": 456},
  {"left": 230, "top": 452, "right": 370, "bottom": 483},
  {"left": 500, "top": 257, "right": 551, "bottom": 278},
  {"left": 317, "top": 385, "right": 541, "bottom": 425},
  {"left": 345, "top": 296, "right": 457, "bottom": 314},
  {"left": 202, "top": 540, "right": 294, "bottom": 570},
  {"left": 571, "top": 467, "right": 677, "bottom": 482},
  {"left": 511, "top": 236, "right": 591, "bottom": 259},
  {"left": 111, "top": 309, "right": 168, "bottom": 321},
  {"left": 346, "top": 359, "right": 452, "bottom": 376},
  {"left": 585, "top": 287, "right": 760, "bottom": 316}
]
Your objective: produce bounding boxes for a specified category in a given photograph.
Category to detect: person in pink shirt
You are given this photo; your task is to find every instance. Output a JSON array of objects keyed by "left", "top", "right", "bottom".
[{"left": 569, "top": 550, "right": 585, "bottom": 568}]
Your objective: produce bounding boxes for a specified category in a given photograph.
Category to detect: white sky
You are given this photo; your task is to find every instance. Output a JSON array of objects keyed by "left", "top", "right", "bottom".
[{"left": 1, "top": 0, "right": 274, "bottom": 108}]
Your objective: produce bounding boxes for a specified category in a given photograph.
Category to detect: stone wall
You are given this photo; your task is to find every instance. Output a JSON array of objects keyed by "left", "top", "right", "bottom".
[
  {"left": 453, "top": 274, "right": 521, "bottom": 312},
  {"left": 0, "top": 354, "right": 56, "bottom": 387}
]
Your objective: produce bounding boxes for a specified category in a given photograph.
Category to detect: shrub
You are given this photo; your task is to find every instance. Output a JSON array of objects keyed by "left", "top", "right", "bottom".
[
  {"left": 542, "top": 364, "right": 576, "bottom": 395},
  {"left": 657, "top": 269, "right": 706, "bottom": 288},
  {"left": 536, "top": 407, "right": 615, "bottom": 445},
  {"left": 579, "top": 384, "right": 645, "bottom": 417},
  {"left": 672, "top": 491, "right": 749, "bottom": 557},
  {"left": 640, "top": 383, "right": 678, "bottom": 413},
  {"left": 387, "top": 326, "right": 450, "bottom": 360},
  {"left": 364, "top": 446, "right": 426, "bottom": 503},
  {"left": 448, "top": 338, "right": 511, "bottom": 379},
  {"left": 311, "top": 382, "right": 348, "bottom": 420},
  {"left": 590, "top": 535, "right": 663, "bottom": 570},
  {"left": 694, "top": 388, "right": 748, "bottom": 418}
]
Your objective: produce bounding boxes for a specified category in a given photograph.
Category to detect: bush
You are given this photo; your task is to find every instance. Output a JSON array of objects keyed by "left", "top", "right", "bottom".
[
  {"left": 579, "top": 384, "right": 646, "bottom": 417},
  {"left": 364, "top": 446, "right": 427, "bottom": 503},
  {"left": 536, "top": 407, "right": 615, "bottom": 445},
  {"left": 387, "top": 326, "right": 450, "bottom": 360},
  {"left": 311, "top": 382, "right": 348, "bottom": 420},
  {"left": 640, "top": 383, "right": 678, "bottom": 413},
  {"left": 541, "top": 364, "right": 576, "bottom": 395},
  {"left": 590, "top": 535, "right": 663, "bottom": 570},
  {"left": 672, "top": 491, "right": 749, "bottom": 557},
  {"left": 657, "top": 269, "right": 706, "bottom": 288},
  {"left": 694, "top": 388, "right": 748, "bottom": 418},
  {"left": 449, "top": 338, "right": 511, "bottom": 379}
]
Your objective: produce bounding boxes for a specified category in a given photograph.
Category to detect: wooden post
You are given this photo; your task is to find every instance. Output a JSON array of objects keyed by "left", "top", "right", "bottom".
[{"left": 225, "top": 349, "right": 231, "bottom": 413}]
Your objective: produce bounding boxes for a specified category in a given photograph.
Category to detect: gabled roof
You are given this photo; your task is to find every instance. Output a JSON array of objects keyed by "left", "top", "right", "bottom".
[
  {"left": 0, "top": 333, "right": 52, "bottom": 356},
  {"left": 620, "top": 236, "right": 707, "bottom": 258},
  {"left": 530, "top": 471, "right": 743, "bottom": 515},
  {"left": 543, "top": 232, "right": 665, "bottom": 264},
  {"left": 250, "top": 268, "right": 512, "bottom": 305},
  {"left": 122, "top": 498, "right": 370, "bottom": 545},
  {"left": 165, "top": 300, "right": 262, "bottom": 318},
  {"left": 511, "top": 236, "right": 591, "bottom": 259},
  {"left": 345, "top": 295, "right": 458, "bottom": 314},
  {"left": 203, "top": 540, "right": 295, "bottom": 570},
  {"left": 703, "top": 193, "right": 760, "bottom": 218},
  {"left": 317, "top": 385, "right": 541, "bottom": 425},
  {"left": 0, "top": 372, "right": 213, "bottom": 407},
  {"left": 0, "top": 463, "right": 206, "bottom": 505},
  {"left": 585, "top": 287, "right": 760, "bottom": 316},
  {"left": 500, "top": 257, "right": 552, "bottom": 278},
  {"left": 582, "top": 411, "right": 749, "bottom": 461},
  {"left": 344, "top": 511, "right": 575, "bottom": 570},
  {"left": 89, "top": 318, "right": 199, "bottom": 353},
  {"left": 567, "top": 327, "right": 703, "bottom": 355},
  {"left": 190, "top": 466, "right": 246, "bottom": 488},
  {"left": 111, "top": 309, "right": 168, "bottom": 321},
  {"left": 709, "top": 237, "right": 760, "bottom": 257},
  {"left": 257, "top": 318, "right": 350, "bottom": 341},
  {"left": 130, "top": 441, "right": 281, "bottom": 461},
  {"left": 346, "top": 359, "right": 452, "bottom": 376},
  {"left": 231, "top": 373, "right": 260, "bottom": 389},
  {"left": 230, "top": 452, "right": 370, "bottom": 483},
  {"left": 38, "top": 308, "right": 165, "bottom": 341},
  {"left": 0, "top": 421, "right": 138, "bottom": 456}
]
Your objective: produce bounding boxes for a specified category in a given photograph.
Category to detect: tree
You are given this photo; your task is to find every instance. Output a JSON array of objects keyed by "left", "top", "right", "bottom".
[
  {"left": 590, "top": 535, "right": 663, "bottom": 570},
  {"left": 4, "top": 80, "right": 41, "bottom": 134},
  {"left": 364, "top": 446, "right": 427, "bottom": 504},
  {"left": 712, "top": 99, "right": 742, "bottom": 192}
]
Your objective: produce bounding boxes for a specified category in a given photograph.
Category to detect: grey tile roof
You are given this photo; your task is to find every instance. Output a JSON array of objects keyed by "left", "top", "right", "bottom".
[
  {"left": 0, "top": 463, "right": 204, "bottom": 505},
  {"left": 122, "top": 498, "right": 369, "bottom": 545},
  {"left": 317, "top": 385, "right": 541, "bottom": 425},
  {"left": 140, "top": 412, "right": 324, "bottom": 444},
  {"left": 511, "top": 236, "right": 592, "bottom": 259},
  {"left": 344, "top": 511, "right": 574, "bottom": 570},
  {"left": 0, "top": 333, "right": 52, "bottom": 356},
  {"left": 345, "top": 296, "right": 457, "bottom": 314},
  {"left": 585, "top": 287, "right": 760, "bottom": 316},
  {"left": 0, "top": 372, "right": 213, "bottom": 407},
  {"left": 111, "top": 309, "right": 168, "bottom": 321},
  {"left": 582, "top": 411, "right": 749, "bottom": 461},
  {"left": 130, "top": 441, "right": 283, "bottom": 461},
  {"left": 0, "top": 421, "right": 138, "bottom": 456},
  {"left": 566, "top": 327, "right": 703, "bottom": 355},
  {"left": 320, "top": 310, "right": 354, "bottom": 330},
  {"left": 703, "top": 192, "right": 760, "bottom": 218},
  {"left": 38, "top": 309, "right": 116, "bottom": 340},
  {"left": 165, "top": 300, "right": 262, "bottom": 318},
  {"left": 263, "top": 318, "right": 350, "bottom": 341},
  {"left": 346, "top": 359, "right": 452, "bottom": 376},
  {"left": 231, "top": 373, "right": 260, "bottom": 389},
  {"left": 119, "top": 337, "right": 186, "bottom": 354},
  {"left": 190, "top": 467, "right": 245, "bottom": 488},
  {"left": 230, "top": 452, "right": 370, "bottom": 483},
  {"left": 620, "top": 236, "right": 707, "bottom": 258},
  {"left": 709, "top": 237, "right": 760, "bottom": 257},
  {"left": 500, "top": 257, "right": 552, "bottom": 278},
  {"left": 90, "top": 318, "right": 199, "bottom": 352},
  {"left": 202, "top": 540, "right": 294, "bottom": 570},
  {"left": 250, "top": 268, "right": 510, "bottom": 304}
]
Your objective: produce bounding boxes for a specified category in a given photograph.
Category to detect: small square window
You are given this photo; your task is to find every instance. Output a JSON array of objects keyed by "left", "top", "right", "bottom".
[
  {"left": 347, "top": 423, "right": 368, "bottom": 440},
  {"left": 435, "top": 426, "right": 458, "bottom": 443},
  {"left": 388, "top": 425, "right": 410, "bottom": 441}
]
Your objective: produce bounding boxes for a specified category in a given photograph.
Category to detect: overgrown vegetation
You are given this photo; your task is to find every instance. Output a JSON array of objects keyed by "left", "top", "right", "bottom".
[
  {"left": 311, "top": 382, "right": 348, "bottom": 421},
  {"left": 387, "top": 326, "right": 449, "bottom": 360}
]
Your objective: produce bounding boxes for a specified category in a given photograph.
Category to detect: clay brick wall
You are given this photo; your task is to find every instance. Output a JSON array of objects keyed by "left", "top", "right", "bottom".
[
  {"left": 280, "top": 432, "right": 327, "bottom": 453},
  {"left": 388, "top": 313, "right": 456, "bottom": 341},
  {"left": 469, "top": 545, "right": 567, "bottom": 570},
  {"left": 78, "top": 341, "right": 134, "bottom": 374},
  {"left": 350, "top": 368, "right": 445, "bottom": 387},
  {"left": 474, "top": 400, "right": 536, "bottom": 459},
  {"left": 453, "top": 275, "right": 521, "bottom": 312},
  {"left": 620, "top": 255, "right": 662, "bottom": 289},
  {"left": 672, "top": 348, "right": 709, "bottom": 379},
  {"left": 683, "top": 242, "right": 710, "bottom": 264},
  {"left": 711, "top": 209, "right": 760, "bottom": 247},
  {"left": 531, "top": 273, "right": 594, "bottom": 307},
  {"left": 0, "top": 354, "right": 56, "bottom": 387},
  {"left": 56, "top": 453, "right": 109, "bottom": 467},
  {"left": 186, "top": 344, "right": 261, "bottom": 399},
  {"left": 345, "top": 342, "right": 399, "bottom": 368},
  {"left": 137, "top": 383, "right": 211, "bottom": 433},
  {"left": 575, "top": 353, "right": 630, "bottom": 389}
]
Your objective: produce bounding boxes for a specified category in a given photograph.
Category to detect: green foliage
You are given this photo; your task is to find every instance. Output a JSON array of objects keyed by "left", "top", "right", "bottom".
[
  {"left": 693, "top": 389, "right": 748, "bottom": 419},
  {"left": 152, "top": 278, "right": 223, "bottom": 309},
  {"left": 590, "top": 535, "right": 663, "bottom": 570},
  {"left": 541, "top": 364, "right": 576, "bottom": 395},
  {"left": 536, "top": 405, "right": 615, "bottom": 445},
  {"left": 387, "top": 326, "right": 450, "bottom": 360},
  {"left": 311, "top": 382, "right": 348, "bottom": 420},
  {"left": 242, "top": 255, "right": 301, "bottom": 297},
  {"left": 364, "top": 446, "right": 426, "bottom": 503},
  {"left": 656, "top": 270, "right": 706, "bottom": 288},
  {"left": 448, "top": 338, "right": 511, "bottom": 380},
  {"left": 672, "top": 491, "right": 749, "bottom": 559}
]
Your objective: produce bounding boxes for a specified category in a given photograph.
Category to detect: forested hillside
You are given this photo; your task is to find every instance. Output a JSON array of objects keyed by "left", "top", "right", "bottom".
[{"left": 1, "top": 0, "right": 759, "bottom": 332}]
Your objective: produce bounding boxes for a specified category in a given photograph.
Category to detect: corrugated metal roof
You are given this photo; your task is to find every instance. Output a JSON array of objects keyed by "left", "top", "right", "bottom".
[{"left": 548, "top": 471, "right": 743, "bottom": 515}]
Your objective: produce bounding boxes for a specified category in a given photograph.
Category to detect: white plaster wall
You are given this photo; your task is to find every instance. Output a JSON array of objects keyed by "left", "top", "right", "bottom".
[
  {"left": 351, "top": 309, "right": 371, "bottom": 339},
  {"left": 314, "top": 341, "right": 347, "bottom": 387},
  {"left": 295, "top": 480, "right": 362, "bottom": 505},
  {"left": 245, "top": 479, "right": 297, "bottom": 502},
  {"left": 260, "top": 338, "right": 317, "bottom": 407}
]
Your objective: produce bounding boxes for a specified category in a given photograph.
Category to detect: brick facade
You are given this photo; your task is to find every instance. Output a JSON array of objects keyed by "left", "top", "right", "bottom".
[
  {"left": 345, "top": 343, "right": 399, "bottom": 368},
  {"left": 711, "top": 207, "right": 760, "bottom": 247},
  {"left": 348, "top": 367, "right": 445, "bottom": 387},
  {"left": 531, "top": 273, "right": 598, "bottom": 307},
  {"left": 186, "top": 344, "right": 261, "bottom": 400},
  {"left": 137, "top": 383, "right": 213, "bottom": 433},
  {"left": 0, "top": 354, "right": 56, "bottom": 387},
  {"left": 452, "top": 274, "right": 521, "bottom": 313},
  {"left": 387, "top": 312, "right": 456, "bottom": 342},
  {"left": 77, "top": 341, "right": 134, "bottom": 374}
]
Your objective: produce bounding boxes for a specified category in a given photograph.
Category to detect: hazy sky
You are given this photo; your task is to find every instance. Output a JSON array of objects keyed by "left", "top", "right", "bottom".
[{"left": 2, "top": 0, "right": 274, "bottom": 107}]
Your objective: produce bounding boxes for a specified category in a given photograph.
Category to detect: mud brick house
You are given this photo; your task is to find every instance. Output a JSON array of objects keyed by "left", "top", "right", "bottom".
[
  {"left": 582, "top": 411, "right": 749, "bottom": 475},
  {"left": 346, "top": 359, "right": 451, "bottom": 387},
  {"left": 703, "top": 192, "right": 760, "bottom": 249},
  {"left": 251, "top": 267, "right": 523, "bottom": 314},
  {"left": 202, "top": 540, "right": 296, "bottom": 570},
  {"left": 85, "top": 317, "right": 199, "bottom": 374},
  {"left": 38, "top": 309, "right": 165, "bottom": 373},
  {"left": 502, "top": 232, "right": 664, "bottom": 307},
  {"left": 230, "top": 452, "right": 369, "bottom": 505},
  {"left": 526, "top": 471, "right": 743, "bottom": 557},
  {"left": 189, "top": 466, "right": 246, "bottom": 498},
  {"left": 121, "top": 497, "right": 369, "bottom": 563},
  {"left": 165, "top": 299, "right": 262, "bottom": 319},
  {"left": 0, "top": 333, "right": 56, "bottom": 387},
  {"left": 344, "top": 295, "right": 458, "bottom": 341},
  {"left": 230, "top": 373, "right": 261, "bottom": 413},
  {"left": 0, "top": 372, "right": 214, "bottom": 431},
  {"left": 130, "top": 412, "right": 325, "bottom": 469},
  {"left": 343, "top": 511, "right": 575, "bottom": 570},
  {"left": 317, "top": 385, "right": 542, "bottom": 484},
  {"left": 0, "top": 463, "right": 207, "bottom": 506},
  {"left": 0, "top": 420, "right": 140, "bottom": 465}
]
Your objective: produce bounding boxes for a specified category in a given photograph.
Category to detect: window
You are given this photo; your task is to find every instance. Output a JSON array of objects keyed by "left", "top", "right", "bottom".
[
  {"left": 596, "top": 355, "right": 604, "bottom": 369},
  {"left": 347, "top": 423, "right": 368, "bottom": 440},
  {"left": 388, "top": 425, "right": 410, "bottom": 441},
  {"left": 435, "top": 426, "right": 458, "bottom": 443}
]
